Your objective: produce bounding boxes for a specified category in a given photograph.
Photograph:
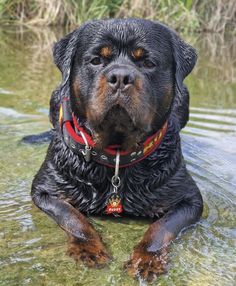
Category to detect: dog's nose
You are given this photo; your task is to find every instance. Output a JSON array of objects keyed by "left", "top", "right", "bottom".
[{"left": 107, "top": 69, "right": 135, "bottom": 91}]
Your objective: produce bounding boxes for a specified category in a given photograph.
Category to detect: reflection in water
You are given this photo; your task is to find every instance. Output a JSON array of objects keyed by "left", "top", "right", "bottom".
[
  {"left": 0, "top": 27, "right": 235, "bottom": 286},
  {"left": 196, "top": 33, "right": 236, "bottom": 83}
]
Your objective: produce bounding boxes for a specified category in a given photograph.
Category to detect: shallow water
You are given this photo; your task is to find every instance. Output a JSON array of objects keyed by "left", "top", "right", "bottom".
[{"left": 0, "top": 27, "right": 235, "bottom": 286}]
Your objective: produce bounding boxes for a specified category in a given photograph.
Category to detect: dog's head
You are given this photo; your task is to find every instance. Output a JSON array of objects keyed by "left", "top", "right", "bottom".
[{"left": 53, "top": 19, "right": 197, "bottom": 149}]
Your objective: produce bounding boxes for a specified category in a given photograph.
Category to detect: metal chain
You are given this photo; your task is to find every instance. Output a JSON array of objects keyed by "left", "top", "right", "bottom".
[{"left": 111, "top": 150, "right": 121, "bottom": 192}]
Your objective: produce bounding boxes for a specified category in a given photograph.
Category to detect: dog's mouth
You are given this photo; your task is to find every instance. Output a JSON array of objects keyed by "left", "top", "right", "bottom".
[
  {"left": 84, "top": 70, "right": 155, "bottom": 149},
  {"left": 91, "top": 105, "right": 147, "bottom": 150}
]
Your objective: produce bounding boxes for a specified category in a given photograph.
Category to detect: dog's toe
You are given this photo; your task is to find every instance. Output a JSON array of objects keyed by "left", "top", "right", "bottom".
[
  {"left": 67, "top": 241, "right": 111, "bottom": 268},
  {"left": 125, "top": 247, "right": 168, "bottom": 283}
]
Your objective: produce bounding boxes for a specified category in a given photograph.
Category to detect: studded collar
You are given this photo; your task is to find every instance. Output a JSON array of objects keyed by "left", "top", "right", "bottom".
[{"left": 59, "top": 98, "right": 168, "bottom": 168}]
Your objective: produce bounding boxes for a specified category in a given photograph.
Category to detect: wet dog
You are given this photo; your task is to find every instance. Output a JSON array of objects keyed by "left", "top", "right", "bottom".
[{"left": 31, "top": 19, "right": 203, "bottom": 282}]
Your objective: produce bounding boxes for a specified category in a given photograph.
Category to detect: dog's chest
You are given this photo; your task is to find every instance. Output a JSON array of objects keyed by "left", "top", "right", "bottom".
[
  {"left": 59, "top": 169, "right": 166, "bottom": 217},
  {"left": 54, "top": 125, "right": 180, "bottom": 217}
]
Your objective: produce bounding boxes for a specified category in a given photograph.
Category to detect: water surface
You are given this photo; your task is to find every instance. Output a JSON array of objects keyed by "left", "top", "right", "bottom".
[{"left": 0, "top": 27, "right": 235, "bottom": 286}]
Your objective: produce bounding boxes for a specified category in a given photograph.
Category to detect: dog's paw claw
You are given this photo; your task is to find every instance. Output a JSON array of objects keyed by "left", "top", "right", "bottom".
[
  {"left": 67, "top": 243, "right": 111, "bottom": 268},
  {"left": 125, "top": 248, "right": 168, "bottom": 283}
]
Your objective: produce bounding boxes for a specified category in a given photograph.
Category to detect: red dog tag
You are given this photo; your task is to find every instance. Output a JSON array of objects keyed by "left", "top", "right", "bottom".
[{"left": 106, "top": 194, "right": 122, "bottom": 214}]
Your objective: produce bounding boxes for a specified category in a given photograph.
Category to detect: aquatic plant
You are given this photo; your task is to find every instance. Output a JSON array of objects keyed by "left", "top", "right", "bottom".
[{"left": 0, "top": 0, "right": 235, "bottom": 33}]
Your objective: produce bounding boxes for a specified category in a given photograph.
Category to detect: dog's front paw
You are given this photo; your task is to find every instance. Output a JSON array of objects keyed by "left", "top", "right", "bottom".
[
  {"left": 67, "top": 240, "right": 111, "bottom": 268},
  {"left": 125, "top": 246, "right": 168, "bottom": 283}
]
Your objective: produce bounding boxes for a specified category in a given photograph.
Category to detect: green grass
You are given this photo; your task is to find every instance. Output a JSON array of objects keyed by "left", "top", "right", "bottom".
[{"left": 0, "top": 0, "right": 235, "bottom": 33}]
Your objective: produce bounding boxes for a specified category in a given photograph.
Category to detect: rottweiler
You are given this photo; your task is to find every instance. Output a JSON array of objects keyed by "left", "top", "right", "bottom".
[{"left": 31, "top": 18, "right": 203, "bottom": 282}]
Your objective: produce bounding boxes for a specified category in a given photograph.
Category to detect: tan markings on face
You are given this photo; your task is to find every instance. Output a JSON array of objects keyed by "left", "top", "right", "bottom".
[
  {"left": 165, "top": 84, "right": 173, "bottom": 96},
  {"left": 123, "top": 78, "right": 154, "bottom": 129},
  {"left": 72, "top": 77, "right": 82, "bottom": 108},
  {"left": 96, "top": 74, "right": 108, "bottom": 104},
  {"left": 86, "top": 75, "right": 108, "bottom": 122},
  {"left": 132, "top": 48, "right": 144, "bottom": 59},
  {"left": 134, "top": 78, "right": 142, "bottom": 92},
  {"left": 72, "top": 78, "right": 80, "bottom": 97},
  {"left": 162, "top": 83, "right": 173, "bottom": 107},
  {"left": 100, "top": 46, "right": 112, "bottom": 58}
]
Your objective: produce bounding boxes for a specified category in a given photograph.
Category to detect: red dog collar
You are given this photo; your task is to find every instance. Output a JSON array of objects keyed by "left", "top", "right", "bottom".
[{"left": 59, "top": 99, "right": 167, "bottom": 168}]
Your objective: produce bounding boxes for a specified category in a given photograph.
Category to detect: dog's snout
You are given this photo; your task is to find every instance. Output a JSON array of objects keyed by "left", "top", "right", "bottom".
[{"left": 107, "top": 68, "right": 135, "bottom": 91}]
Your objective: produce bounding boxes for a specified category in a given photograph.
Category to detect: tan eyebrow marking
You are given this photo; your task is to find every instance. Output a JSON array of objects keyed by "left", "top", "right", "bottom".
[
  {"left": 132, "top": 48, "right": 144, "bottom": 59},
  {"left": 100, "top": 46, "right": 112, "bottom": 58}
]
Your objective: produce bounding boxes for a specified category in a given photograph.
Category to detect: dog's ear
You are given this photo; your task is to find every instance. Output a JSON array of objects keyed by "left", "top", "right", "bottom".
[
  {"left": 50, "top": 29, "right": 81, "bottom": 127},
  {"left": 170, "top": 32, "right": 197, "bottom": 94},
  {"left": 168, "top": 30, "right": 197, "bottom": 129},
  {"left": 53, "top": 29, "right": 80, "bottom": 84}
]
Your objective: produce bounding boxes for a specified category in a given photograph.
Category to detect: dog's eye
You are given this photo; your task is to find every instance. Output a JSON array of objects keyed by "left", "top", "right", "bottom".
[
  {"left": 143, "top": 60, "right": 155, "bottom": 69},
  {"left": 90, "top": 57, "right": 102, "bottom": 65}
]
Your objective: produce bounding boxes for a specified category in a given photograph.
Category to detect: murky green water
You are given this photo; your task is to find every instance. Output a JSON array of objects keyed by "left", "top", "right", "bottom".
[{"left": 0, "top": 26, "right": 235, "bottom": 286}]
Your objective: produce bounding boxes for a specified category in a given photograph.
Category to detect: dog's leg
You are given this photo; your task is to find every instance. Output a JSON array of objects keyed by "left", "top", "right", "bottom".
[
  {"left": 32, "top": 181, "right": 110, "bottom": 268},
  {"left": 126, "top": 191, "right": 203, "bottom": 282}
]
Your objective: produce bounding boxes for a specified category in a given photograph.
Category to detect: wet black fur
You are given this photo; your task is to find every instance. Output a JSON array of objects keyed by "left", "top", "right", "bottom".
[{"left": 32, "top": 19, "right": 203, "bottom": 233}]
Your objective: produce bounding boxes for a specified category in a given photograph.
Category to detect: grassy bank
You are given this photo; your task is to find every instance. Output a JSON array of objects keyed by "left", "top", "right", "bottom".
[{"left": 0, "top": 0, "right": 235, "bottom": 33}]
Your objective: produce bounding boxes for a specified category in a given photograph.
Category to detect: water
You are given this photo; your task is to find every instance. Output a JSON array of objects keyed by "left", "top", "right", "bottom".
[{"left": 0, "top": 27, "right": 235, "bottom": 286}]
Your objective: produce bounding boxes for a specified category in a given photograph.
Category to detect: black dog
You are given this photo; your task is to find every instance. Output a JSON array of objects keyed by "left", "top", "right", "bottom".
[{"left": 31, "top": 19, "right": 203, "bottom": 282}]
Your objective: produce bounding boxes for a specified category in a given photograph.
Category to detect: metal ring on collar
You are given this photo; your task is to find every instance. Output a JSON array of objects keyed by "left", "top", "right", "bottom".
[{"left": 111, "top": 175, "right": 121, "bottom": 188}]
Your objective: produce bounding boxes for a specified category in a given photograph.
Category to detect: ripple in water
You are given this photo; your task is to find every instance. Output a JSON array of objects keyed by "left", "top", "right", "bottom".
[{"left": 0, "top": 28, "right": 235, "bottom": 286}]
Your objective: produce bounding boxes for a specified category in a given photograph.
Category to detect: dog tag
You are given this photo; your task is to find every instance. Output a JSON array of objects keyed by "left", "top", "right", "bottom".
[
  {"left": 81, "top": 145, "right": 91, "bottom": 162},
  {"left": 106, "top": 193, "right": 122, "bottom": 214}
]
